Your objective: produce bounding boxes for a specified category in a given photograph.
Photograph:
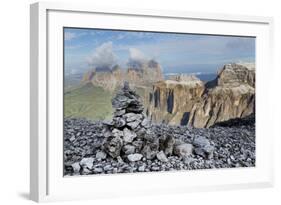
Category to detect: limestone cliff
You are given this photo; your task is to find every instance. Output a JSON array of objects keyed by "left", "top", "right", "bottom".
[
  {"left": 147, "top": 75, "right": 205, "bottom": 125},
  {"left": 126, "top": 60, "right": 163, "bottom": 86},
  {"left": 82, "top": 65, "right": 124, "bottom": 91},
  {"left": 188, "top": 63, "right": 255, "bottom": 128},
  {"left": 82, "top": 60, "right": 163, "bottom": 91},
  {"left": 82, "top": 62, "right": 255, "bottom": 128}
]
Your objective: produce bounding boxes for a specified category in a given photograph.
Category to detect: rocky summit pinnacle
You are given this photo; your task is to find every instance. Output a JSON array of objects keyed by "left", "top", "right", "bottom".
[
  {"left": 102, "top": 82, "right": 199, "bottom": 163},
  {"left": 97, "top": 82, "right": 209, "bottom": 167},
  {"left": 111, "top": 81, "right": 144, "bottom": 113},
  {"left": 103, "top": 82, "right": 148, "bottom": 159}
]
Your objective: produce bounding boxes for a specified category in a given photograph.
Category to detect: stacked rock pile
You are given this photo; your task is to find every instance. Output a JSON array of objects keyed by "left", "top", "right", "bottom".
[{"left": 100, "top": 82, "right": 203, "bottom": 163}]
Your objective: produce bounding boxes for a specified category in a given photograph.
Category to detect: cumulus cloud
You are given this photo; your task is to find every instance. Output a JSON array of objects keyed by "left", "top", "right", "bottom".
[
  {"left": 129, "top": 48, "right": 148, "bottom": 62},
  {"left": 87, "top": 42, "right": 117, "bottom": 70},
  {"left": 127, "top": 48, "right": 149, "bottom": 69}
]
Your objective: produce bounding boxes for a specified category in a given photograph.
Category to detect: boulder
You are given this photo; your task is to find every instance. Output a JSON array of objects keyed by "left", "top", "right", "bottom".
[
  {"left": 124, "top": 113, "right": 143, "bottom": 122},
  {"left": 127, "top": 153, "right": 143, "bottom": 162},
  {"left": 192, "top": 136, "right": 215, "bottom": 159},
  {"left": 79, "top": 157, "right": 94, "bottom": 170},
  {"left": 163, "top": 135, "right": 175, "bottom": 156},
  {"left": 112, "top": 128, "right": 123, "bottom": 138},
  {"left": 193, "top": 136, "right": 210, "bottom": 147},
  {"left": 96, "top": 151, "right": 107, "bottom": 160},
  {"left": 127, "top": 121, "right": 141, "bottom": 129},
  {"left": 71, "top": 162, "right": 81, "bottom": 174},
  {"left": 174, "top": 143, "right": 193, "bottom": 157},
  {"left": 104, "top": 136, "right": 123, "bottom": 158},
  {"left": 141, "top": 118, "right": 150, "bottom": 128},
  {"left": 122, "top": 144, "right": 136, "bottom": 155},
  {"left": 141, "top": 139, "right": 159, "bottom": 160},
  {"left": 113, "top": 117, "right": 126, "bottom": 128},
  {"left": 114, "top": 109, "right": 126, "bottom": 117},
  {"left": 156, "top": 151, "right": 169, "bottom": 162},
  {"left": 123, "top": 128, "right": 137, "bottom": 143}
]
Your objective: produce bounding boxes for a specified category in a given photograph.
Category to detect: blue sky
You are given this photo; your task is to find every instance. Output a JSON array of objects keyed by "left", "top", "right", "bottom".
[{"left": 64, "top": 28, "right": 255, "bottom": 75}]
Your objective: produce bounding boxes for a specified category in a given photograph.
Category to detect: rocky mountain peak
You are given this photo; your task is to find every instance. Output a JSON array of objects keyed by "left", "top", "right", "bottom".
[
  {"left": 147, "top": 59, "right": 159, "bottom": 68},
  {"left": 187, "top": 63, "right": 255, "bottom": 128},
  {"left": 167, "top": 74, "right": 204, "bottom": 87},
  {"left": 81, "top": 64, "right": 124, "bottom": 91},
  {"left": 126, "top": 59, "right": 163, "bottom": 86},
  {"left": 111, "top": 64, "right": 122, "bottom": 72},
  {"left": 82, "top": 59, "right": 164, "bottom": 90},
  {"left": 217, "top": 63, "right": 255, "bottom": 87}
]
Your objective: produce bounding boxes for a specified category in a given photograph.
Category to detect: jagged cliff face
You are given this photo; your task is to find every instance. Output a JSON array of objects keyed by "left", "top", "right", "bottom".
[
  {"left": 81, "top": 62, "right": 255, "bottom": 128},
  {"left": 126, "top": 60, "right": 163, "bottom": 86},
  {"left": 82, "top": 60, "right": 163, "bottom": 91},
  {"left": 217, "top": 63, "right": 255, "bottom": 87},
  {"left": 82, "top": 66, "right": 124, "bottom": 91},
  {"left": 188, "top": 63, "right": 255, "bottom": 128},
  {"left": 147, "top": 75, "right": 205, "bottom": 125}
]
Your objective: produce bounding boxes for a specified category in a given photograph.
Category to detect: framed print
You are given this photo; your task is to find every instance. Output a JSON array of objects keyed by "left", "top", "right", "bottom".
[{"left": 30, "top": 2, "right": 274, "bottom": 202}]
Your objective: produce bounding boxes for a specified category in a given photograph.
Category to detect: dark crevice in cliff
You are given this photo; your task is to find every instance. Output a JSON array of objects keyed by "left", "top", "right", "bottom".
[
  {"left": 149, "top": 92, "right": 153, "bottom": 103},
  {"left": 214, "top": 104, "right": 223, "bottom": 124},
  {"left": 204, "top": 105, "right": 215, "bottom": 128},
  {"left": 189, "top": 109, "right": 197, "bottom": 126},
  {"left": 167, "top": 89, "right": 174, "bottom": 113},
  {"left": 154, "top": 89, "right": 160, "bottom": 108},
  {"left": 240, "top": 94, "right": 255, "bottom": 117},
  {"left": 180, "top": 112, "right": 190, "bottom": 125}
]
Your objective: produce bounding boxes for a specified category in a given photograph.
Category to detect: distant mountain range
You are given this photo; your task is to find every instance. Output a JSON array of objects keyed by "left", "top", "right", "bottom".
[
  {"left": 81, "top": 59, "right": 163, "bottom": 91},
  {"left": 64, "top": 61, "right": 255, "bottom": 128}
]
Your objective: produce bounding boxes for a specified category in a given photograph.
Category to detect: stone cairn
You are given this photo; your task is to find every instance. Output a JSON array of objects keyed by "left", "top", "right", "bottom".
[{"left": 101, "top": 82, "right": 198, "bottom": 163}]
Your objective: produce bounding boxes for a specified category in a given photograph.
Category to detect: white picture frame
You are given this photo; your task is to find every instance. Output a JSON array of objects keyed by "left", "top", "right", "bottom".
[{"left": 30, "top": 1, "right": 274, "bottom": 202}]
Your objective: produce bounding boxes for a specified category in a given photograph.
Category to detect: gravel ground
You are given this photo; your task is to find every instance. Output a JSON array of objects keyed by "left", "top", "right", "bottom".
[{"left": 64, "top": 115, "right": 255, "bottom": 176}]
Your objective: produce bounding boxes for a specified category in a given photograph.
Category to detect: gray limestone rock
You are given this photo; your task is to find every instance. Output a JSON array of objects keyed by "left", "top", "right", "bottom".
[
  {"left": 112, "top": 128, "right": 123, "bottom": 138},
  {"left": 96, "top": 151, "right": 107, "bottom": 160},
  {"left": 122, "top": 144, "right": 136, "bottom": 155},
  {"left": 123, "top": 128, "right": 137, "bottom": 143},
  {"left": 156, "top": 151, "right": 169, "bottom": 162},
  {"left": 71, "top": 162, "right": 81, "bottom": 174},
  {"left": 124, "top": 113, "right": 143, "bottom": 122},
  {"left": 127, "top": 153, "right": 143, "bottom": 162},
  {"left": 127, "top": 120, "right": 141, "bottom": 129},
  {"left": 174, "top": 143, "right": 193, "bottom": 158},
  {"left": 104, "top": 136, "right": 123, "bottom": 158},
  {"left": 79, "top": 157, "right": 94, "bottom": 170}
]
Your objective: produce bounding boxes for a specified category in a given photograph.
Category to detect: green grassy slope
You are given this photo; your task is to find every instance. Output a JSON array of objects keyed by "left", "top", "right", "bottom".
[{"left": 64, "top": 83, "right": 113, "bottom": 121}]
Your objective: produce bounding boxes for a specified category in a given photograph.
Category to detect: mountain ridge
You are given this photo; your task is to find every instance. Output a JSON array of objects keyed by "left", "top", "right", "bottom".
[{"left": 73, "top": 62, "right": 255, "bottom": 128}]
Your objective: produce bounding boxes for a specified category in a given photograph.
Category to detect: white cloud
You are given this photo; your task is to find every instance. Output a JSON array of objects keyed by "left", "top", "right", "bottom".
[
  {"left": 87, "top": 42, "right": 117, "bottom": 68},
  {"left": 114, "top": 35, "right": 255, "bottom": 67},
  {"left": 128, "top": 48, "right": 148, "bottom": 63}
]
